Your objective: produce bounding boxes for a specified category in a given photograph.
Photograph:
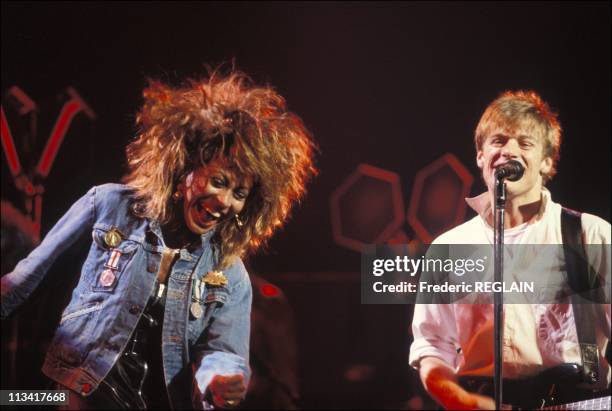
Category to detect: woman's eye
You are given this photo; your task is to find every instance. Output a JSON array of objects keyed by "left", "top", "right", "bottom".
[
  {"left": 211, "top": 177, "right": 225, "bottom": 187},
  {"left": 234, "top": 191, "right": 248, "bottom": 200}
]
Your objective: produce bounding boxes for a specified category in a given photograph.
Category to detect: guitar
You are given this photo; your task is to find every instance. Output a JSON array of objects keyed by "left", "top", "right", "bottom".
[{"left": 459, "top": 363, "right": 611, "bottom": 410}]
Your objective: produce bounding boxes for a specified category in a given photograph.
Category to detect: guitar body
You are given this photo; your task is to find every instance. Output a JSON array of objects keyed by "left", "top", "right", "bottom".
[{"left": 459, "top": 363, "right": 611, "bottom": 410}]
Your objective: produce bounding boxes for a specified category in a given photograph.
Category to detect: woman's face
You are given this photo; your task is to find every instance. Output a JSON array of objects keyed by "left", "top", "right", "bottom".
[{"left": 179, "top": 158, "right": 253, "bottom": 235}]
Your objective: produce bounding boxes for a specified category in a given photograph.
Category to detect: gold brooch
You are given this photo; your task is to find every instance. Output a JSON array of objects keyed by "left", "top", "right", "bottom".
[
  {"left": 104, "top": 227, "right": 124, "bottom": 248},
  {"left": 202, "top": 271, "right": 228, "bottom": 287}
]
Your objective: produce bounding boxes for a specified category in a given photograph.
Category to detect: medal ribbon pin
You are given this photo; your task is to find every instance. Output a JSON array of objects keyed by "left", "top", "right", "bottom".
[
  {"left": 190, "top": 279, "right": 204, "bottom": 319},
  {"left": 191, "top": 272, "right": 227, "bottom": 319},
  {"left": 100, "top": 249, "right": 122, "bottom": 287}
]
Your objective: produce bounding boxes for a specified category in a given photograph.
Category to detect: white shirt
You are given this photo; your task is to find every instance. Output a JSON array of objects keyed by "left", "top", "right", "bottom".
[{"left": 409, "top": 189, "right": 611, "bottom": 387}]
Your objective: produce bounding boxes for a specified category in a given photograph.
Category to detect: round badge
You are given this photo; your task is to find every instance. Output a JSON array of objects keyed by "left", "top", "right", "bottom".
[
  {"left": 104, "top": 229, "right": 122, "bottom": 248},
  {"left": 100, "top": 269, "right": 116, "bottom": 287},
  {"left": 190, "top": 302, "right": 203, "bottom": 319}
]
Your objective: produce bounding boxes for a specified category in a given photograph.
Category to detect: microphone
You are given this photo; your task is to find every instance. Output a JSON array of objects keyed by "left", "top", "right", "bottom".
[{"left": 494, "top": 160, "right": 524, "bottom": 182}]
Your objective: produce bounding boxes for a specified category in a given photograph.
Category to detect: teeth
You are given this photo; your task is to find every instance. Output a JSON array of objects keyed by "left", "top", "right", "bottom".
[
  {"left": 194, "top": 200, "right": 221, "bottom": 220},
  {"left": 202, "top": 207, "right": 220, "bottom": 220}
]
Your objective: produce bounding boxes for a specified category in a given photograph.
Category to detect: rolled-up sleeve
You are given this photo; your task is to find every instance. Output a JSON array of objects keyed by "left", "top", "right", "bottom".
[{"left": 409, "top": 303, "right": 460, "bottom": 370}]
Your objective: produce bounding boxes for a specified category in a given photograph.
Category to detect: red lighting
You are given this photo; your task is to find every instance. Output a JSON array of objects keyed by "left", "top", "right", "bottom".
[
  {"left": 330, "top": 163, "right": 405, "bottom": 251},
  {"left": 260, "top": 284, "right": 280, "bottom": 298},
  {"left": 36, "top": 100, "right": 82, "bottom": 177},
  {"left": 1, "top": 106, "right": 22, "bottom": 176},
  {"left": 407, "top": 153, "right": 473, "bottom": 243},
  {"left": 35, "top": 88, "right": 96, "bottom": 178}
]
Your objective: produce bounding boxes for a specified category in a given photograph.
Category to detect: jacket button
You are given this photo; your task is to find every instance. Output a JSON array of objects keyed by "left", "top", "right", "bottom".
[{"left": 129, "top": 305, "right": 140, "bottom": 315}]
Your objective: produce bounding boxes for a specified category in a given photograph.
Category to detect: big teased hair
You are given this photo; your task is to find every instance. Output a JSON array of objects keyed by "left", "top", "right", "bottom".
[
  {"left": 123, "top": 70, "right": 318, "bottom": 268},
  {"left": 474, "top": 90, "right": 562, "bottom": 183}
]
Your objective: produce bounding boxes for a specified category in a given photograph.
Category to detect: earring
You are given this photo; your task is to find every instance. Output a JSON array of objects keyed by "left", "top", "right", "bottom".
[
  {"left": 172, "top": 191, "right": 183, "bottom": 202},
  {"left": 234, "top": 214, "right": 244, "bottom": 228}
]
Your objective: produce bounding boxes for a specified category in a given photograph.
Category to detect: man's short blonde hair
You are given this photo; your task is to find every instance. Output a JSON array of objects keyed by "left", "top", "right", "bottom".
[{"left": 474, "top": 90, "right": 562, "bottom": 183}]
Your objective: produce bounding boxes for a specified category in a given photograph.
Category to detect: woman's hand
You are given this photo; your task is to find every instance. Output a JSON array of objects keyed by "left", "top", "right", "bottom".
[{"left": 209, "top": 374, "right": 246, "bottom": 408}]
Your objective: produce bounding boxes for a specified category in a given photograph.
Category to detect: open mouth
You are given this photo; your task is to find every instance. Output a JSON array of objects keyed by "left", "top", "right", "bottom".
[
  {"left": 492, "top": 161, "right": 521, "bottom": 176},
  {"left": 493, "top": 161, "right": 513, "bottom": 168},
  {"left": 193, "top": 200, "right": 221, "bottom": 226}
]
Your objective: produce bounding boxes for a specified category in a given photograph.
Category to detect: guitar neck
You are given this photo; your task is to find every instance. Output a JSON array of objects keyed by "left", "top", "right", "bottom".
[
  {"left": 542, "top": 395, "right": 610, "bottom": 410},
  {"left": 459, "top": 364, "right": 611, "bottom": 410}
]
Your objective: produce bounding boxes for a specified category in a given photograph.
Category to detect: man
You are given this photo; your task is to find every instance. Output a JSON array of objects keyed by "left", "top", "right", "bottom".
[{"left": 409, "top": 90, "right": 611, "bottom": 409}]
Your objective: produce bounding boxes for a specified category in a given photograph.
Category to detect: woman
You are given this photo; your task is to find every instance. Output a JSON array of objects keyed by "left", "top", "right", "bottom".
[{"left": 1, "top": 70, "right": 317, "bottom": 409}]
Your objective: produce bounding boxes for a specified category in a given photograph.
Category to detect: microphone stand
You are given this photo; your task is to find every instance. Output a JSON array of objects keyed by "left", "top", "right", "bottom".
[{"left": 493, "top": 176, "right": 506, "bottom": 410}]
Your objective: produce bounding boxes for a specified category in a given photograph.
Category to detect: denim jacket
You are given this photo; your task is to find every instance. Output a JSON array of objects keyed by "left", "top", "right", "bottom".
[{"left": 1, "top": 184, "right": 252, "bottom": 409}]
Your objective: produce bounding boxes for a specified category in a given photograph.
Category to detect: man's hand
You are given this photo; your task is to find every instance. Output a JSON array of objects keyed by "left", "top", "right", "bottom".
[
  {"left": 209, "top": 374, "right": 246, "bottom": 408},
  {"left": 419, "top": 356, "right": 495, "bottom": 410},
  {"left": 444, "top": 387, "right": 495, "bottom": 410}
]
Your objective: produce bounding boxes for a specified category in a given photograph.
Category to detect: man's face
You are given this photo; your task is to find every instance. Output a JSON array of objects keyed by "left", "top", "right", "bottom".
[
  {"left": 179, "top": 158, "right": 253, "bottom": 235},
  {"left": 476, "top": 126, "right": 553, "bottom": 200}
]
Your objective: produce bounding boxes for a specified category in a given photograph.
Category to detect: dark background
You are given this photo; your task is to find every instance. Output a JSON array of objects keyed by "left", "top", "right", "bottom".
[{"left": 2, "top": 1, "right": 610, "bottom": 409}]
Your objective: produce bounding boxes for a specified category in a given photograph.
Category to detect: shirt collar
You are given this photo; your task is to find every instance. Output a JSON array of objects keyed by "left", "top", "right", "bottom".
[{"left": 465, "top": 188, "right": 551, "bottom": 223}]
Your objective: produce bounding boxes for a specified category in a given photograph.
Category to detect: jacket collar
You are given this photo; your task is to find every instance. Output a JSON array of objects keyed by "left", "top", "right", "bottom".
[{"left": 147, "top": 220, "right": 217, "bottom": 250}]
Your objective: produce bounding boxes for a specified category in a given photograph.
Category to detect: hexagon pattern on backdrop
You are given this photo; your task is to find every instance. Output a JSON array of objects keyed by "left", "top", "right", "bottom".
[
  {"left": 330, "top": 164, "right": 405, "bottom": 252},
  {"left": 407, "top": 153, "right": 473, "bottom": 243}
]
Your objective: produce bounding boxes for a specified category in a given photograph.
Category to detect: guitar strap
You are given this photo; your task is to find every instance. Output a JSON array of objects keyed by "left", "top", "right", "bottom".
[{"left": 560, "top": 207, "right": 604, "bottom": 385}]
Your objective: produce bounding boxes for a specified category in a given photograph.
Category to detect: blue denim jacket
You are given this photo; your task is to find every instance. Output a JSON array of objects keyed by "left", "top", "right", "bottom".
[{"left": 1, "top": 184, "right": 252, "bottom": 409}]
